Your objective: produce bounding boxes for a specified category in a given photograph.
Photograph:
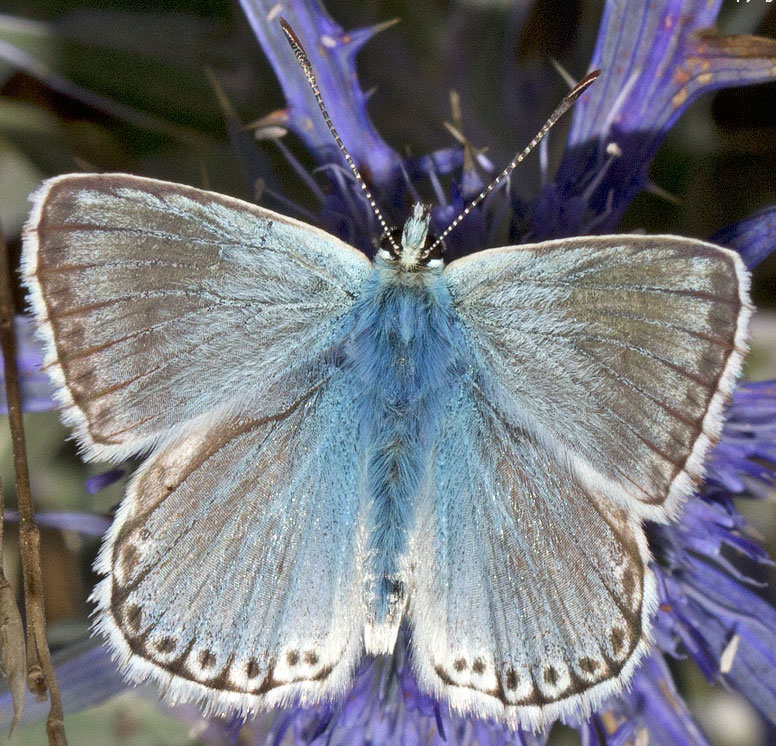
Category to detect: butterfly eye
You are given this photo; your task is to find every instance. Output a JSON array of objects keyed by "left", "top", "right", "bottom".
[
  {"left": 380, "top": 229, "right": 404, "bottom": 259},
  {"left": 421, "top": 234, "right": 443, "bottom": 263}
]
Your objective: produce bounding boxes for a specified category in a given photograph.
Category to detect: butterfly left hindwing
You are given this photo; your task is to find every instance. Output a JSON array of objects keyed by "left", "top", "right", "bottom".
[
  {"left": 409, "top": 376, "right": 655, "bottom": 732},
  {"left": 95, "top": 375, "right": 370, "bottom": 714}
]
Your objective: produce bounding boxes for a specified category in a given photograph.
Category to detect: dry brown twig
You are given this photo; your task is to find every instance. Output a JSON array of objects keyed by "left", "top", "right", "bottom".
[
  {"left": 0, "top": 469, "right": 26, "bottom": 736},
  {"left": 0, "top": 225, "right": 67, "bottom": 745}
]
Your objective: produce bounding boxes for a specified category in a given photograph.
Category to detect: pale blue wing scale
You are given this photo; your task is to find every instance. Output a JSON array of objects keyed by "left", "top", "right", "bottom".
[
  {"left": 92, "top": 374, "right": 369, "bottom": 715},
  {"left": 443, "top": 235, "right": 751, "bottom": 520},
  {"left": 409, "top": 381, "right": 655, "bottom": 731},
  {"left": 21, "top": 173, "right": 371, "bottom": 462}
]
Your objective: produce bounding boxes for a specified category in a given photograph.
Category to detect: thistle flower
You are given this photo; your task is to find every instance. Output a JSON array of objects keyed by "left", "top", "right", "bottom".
[
  {"left": 208, "top": 1, "right": 776, "bottom": 743},
  {"left": 2, "top": 0, "right": 775, "bottom": 744}
]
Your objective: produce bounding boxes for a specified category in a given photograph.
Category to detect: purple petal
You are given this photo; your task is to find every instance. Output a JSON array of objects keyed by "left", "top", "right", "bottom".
[
  {"left": 238, "top": 0, "right": 401, "bottom": 187},
  {"left": 0, "top": 315, "right": 55, "bottom": 413},
  {"left": 707, "top": 380, "right": 776, "bottom": 498},
  {"left": 627, "top": 655, "right": 711, "bottom": 746},
  {"left": 710, "top": 204, "right": 776, "bottom": 269},
  {"left": 533, "top": 0, "right": 776, "bottom": 238},
  {"left": 659, "top": 562, "right": 776, "bottom": 724},
  {"left": 0, "top": 640, "right": 127, "bottom": 724},
  {"left": 651, "top": 463, "right": 776, "bottom": 727},
  {"left": 3, "top": 510, "right": 111, "bottom": 537},
  {"left": 664, "top": 498, "right": 771, "bottom": 571},
  {"left": 576, "top": 656, "right": 712, "bottom": 746},
  {"left": 85, "top": 469, "right": 126, "bottom": 495}
]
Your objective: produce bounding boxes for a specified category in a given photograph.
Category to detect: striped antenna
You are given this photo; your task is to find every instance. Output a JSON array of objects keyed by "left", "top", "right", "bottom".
[
  {"left": 279, "top": 18, "right": 400, "bottom": 254},
  {"left": 426, "top": 69, "right": 601, "bottom": 256}
]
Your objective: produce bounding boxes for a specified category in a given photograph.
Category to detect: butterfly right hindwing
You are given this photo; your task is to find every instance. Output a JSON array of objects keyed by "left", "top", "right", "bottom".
[{"left": 94, "top": 374, "right": 370, "bottom": 715}]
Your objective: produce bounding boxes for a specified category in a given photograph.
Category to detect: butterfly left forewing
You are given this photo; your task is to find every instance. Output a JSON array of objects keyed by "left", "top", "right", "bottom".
[
  {"left": 409, "top": 381, "right": 655, "bottom": 731},
  {"left": 94, "top": 373, "right": 369, "bottom": 715},
  {"left": 444, "top": 235, "right": 751, "bottom": 522}
]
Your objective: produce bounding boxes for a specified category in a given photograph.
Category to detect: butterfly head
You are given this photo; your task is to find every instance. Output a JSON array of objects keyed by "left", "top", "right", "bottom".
[{"left": 381, "top": 203, "right": 442, "bottom": 270}]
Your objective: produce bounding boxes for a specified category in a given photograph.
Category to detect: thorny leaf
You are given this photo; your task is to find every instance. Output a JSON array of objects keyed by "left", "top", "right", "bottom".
[
  {"left": 238, "top": 0, "right": 402, "bottom": 187},
  {"left": 532, "top": 0, "right": 776, "bottom": 239}
]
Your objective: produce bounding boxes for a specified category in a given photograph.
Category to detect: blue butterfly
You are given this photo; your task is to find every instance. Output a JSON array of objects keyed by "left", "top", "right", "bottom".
[{"left": 21, "top": 27, "right": 751, "bottom": 733}]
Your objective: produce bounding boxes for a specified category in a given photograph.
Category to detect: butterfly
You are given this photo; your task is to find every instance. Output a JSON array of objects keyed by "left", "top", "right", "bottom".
[{"left": 20, "top": 24, "right": 751, "bottom": 734}]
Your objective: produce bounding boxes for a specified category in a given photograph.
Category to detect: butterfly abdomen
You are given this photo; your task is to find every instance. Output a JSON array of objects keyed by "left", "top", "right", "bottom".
[
  {"left": 365, "top": 415, "right": 423, "bottom": 618},
  {"left": 348, "top": 260, "right": 463, "bottom": 632}
]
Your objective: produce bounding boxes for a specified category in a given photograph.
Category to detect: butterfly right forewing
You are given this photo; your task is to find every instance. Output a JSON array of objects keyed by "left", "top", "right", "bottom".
[{"left": 22, "top": 173, "right": 371, "bottom": 462}]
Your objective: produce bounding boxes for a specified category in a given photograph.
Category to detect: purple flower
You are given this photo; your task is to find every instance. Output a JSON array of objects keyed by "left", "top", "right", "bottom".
[
  {"left": 577, "top": 655, "right": 712, "bottom": 746},
  {"left": 533, "top": 0, "right": 776, "bottom": 239},
  {"left": 224, "top": 1, "right": 776, "bottom": 744}
]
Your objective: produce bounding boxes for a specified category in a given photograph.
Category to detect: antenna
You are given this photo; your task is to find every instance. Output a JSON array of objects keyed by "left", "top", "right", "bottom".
[
  {"left": 279, "top": 18, "right": 400, "bottom": 254},
  {"left": 426, "top": 69, "right": 601, "bottom": 255}
]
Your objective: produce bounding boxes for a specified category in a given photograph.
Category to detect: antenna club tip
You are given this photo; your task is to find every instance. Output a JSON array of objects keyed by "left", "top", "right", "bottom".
[
  {"left": 278, "top": 17, "right": 303, "bottom": 47},
  {"left": 576, "top": 69, "right": 601, "bottom": 92},
  {"left": 564, "top": 68, "right": 601, "bottom": 104}
]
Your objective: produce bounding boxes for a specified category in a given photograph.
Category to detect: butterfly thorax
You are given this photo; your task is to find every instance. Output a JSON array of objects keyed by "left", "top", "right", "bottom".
[
  {"left": 348, "top": 254, "right": 459, "bottom": 402},
  {"left": 345, "top": 247, "right": 464, "bottom": 634}
]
